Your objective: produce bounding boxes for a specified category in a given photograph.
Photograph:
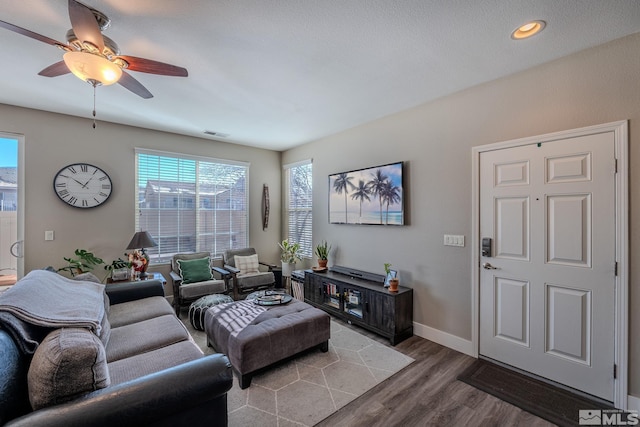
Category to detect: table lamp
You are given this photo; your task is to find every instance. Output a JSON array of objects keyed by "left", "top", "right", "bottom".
[{"left": 126, "top": 231, "right": 157, "bottom": 279}]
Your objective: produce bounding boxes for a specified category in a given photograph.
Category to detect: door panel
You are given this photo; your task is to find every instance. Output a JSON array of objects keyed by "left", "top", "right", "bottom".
[
  {"left": 495, "top": 197, "right": 529, "bottom": 260},
  {"left": 494, "top": 277, "right": 529, "bottom": 346},
  {"left": 546, "top": 284, "right": 591, "bottom": 364},
  {"left": 546, "top": 153, "right": 591, "bottom": 183},
  {"left": 546, "top": 194, "right": 591, "bottom": 266},
  {"left": 480, "top": 131, "right": 615, "bottom": 401}
]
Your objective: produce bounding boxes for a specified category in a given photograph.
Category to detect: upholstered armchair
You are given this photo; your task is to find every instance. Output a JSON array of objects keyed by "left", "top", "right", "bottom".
[
  {"left": 223, "top": 248, "right": 276, "bottom": 300},
  {"left": 170, "top": 252, "right": 230, "bottom": 314}
]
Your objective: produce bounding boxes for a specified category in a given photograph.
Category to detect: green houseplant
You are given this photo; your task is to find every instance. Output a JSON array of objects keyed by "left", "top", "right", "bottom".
[
  {"left": 384, "top": 262, "right": 399, "bottom": 292},
  {"left": 103, "top": 257, "right": 132, "bottom": 282},
  {"left": 314, "top": 240, "right": 331, "bottom": 269},
  {"left": 278, "top": 239, "right": 302, "bottom": 277},
  {"left": 57, "top": 249, "right": 104, "bottom": 277}
]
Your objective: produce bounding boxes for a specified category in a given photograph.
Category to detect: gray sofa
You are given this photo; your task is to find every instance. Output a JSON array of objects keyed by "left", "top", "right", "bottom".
[{"left": 0, "top": 270, "right": 233, "bottom": 426}]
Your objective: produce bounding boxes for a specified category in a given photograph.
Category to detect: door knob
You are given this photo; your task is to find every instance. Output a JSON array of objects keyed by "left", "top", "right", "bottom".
[{"left": 482, "top": 262, "right": 498, "bottom": 270}]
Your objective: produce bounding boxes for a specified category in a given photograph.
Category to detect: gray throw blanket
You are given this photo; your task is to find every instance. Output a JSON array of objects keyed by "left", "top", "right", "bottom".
[
  {"left": 0, "top": 270, "right": 105, "bottom": 354},
  {"left": 208, "top": 300, "right": 266, "bottom": 337}
]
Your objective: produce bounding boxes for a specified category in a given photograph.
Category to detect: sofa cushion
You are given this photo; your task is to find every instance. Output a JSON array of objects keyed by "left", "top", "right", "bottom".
[
  {"left": 108, "top": 296, "right": 174, "bottom": 328},
  {"left": 27, "top": 328, "right": 110, "bottom": 410},
  {"left": 177, "top": 257, "right": 213, "bottom": 284},
  {"left": 106, "top": 314, "right": 190, "bottom": 362},
  {"left": 234, "top": 254, "right": 259, "bottom": 275},
  {"left": 108, "top": 340, "right": 204, "bottom": 385},
  {"left": 179, "top": 280, "right": 226, "bottom": 299},
  {"left": 235, "top": 272, "right": 275, "bottom": 290}
]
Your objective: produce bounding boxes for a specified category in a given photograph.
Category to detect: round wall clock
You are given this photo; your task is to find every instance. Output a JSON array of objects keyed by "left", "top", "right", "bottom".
[{"left": 53, "top": 163, "right": 113, "bottom": 208}]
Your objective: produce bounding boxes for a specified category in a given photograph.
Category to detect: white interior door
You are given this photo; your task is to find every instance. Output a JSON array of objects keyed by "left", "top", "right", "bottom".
[{"left": 479, "top": 131, "right": 616, "bottom": 401}]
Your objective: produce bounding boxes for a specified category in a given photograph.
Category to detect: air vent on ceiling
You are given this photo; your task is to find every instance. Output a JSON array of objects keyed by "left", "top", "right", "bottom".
[{"left": 204, "top": 130, "right": 230, "bottom": 138}]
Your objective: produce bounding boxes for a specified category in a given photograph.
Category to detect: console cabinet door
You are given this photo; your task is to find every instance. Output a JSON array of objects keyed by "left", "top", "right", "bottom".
[
  {"left": 365, "top": 291, "right": 394, "bottom": 334},
  {"left": 304, "top": 273, "right": 324, "bottom": 304}
]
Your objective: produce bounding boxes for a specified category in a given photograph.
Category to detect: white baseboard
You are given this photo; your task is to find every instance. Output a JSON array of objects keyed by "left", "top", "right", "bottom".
[
  {"left": 628, "top": 394, "right": 640, "bottom": 412},
  {"left": 413, "top": 321, "right": 474, "bottom": 357}
]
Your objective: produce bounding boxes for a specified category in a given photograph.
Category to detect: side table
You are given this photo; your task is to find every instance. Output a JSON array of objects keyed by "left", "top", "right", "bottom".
[{"left": 107, "top": 272, "right": 167, "bottom": 285}]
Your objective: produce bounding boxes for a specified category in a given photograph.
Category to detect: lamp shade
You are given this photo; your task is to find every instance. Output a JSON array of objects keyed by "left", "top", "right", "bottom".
[
  {"left": 63, "top": 51, "right": 122, "bottom": 86},
  {"left": 126, "top": 231, "right": 157, "bottom": 250}
]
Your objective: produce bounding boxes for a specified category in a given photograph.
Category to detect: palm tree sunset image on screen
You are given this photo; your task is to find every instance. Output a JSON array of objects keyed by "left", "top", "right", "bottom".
[
  {"left": 329, "top": 162, "right": 404, "bottom": 225},
  {"left": 332, "top": 172, "right": 355, "bottom": 223}
]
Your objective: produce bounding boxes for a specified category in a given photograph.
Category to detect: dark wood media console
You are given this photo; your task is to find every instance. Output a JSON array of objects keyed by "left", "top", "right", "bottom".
[{"left": 304, "top": 266, "right": 413, "bottom": 345}]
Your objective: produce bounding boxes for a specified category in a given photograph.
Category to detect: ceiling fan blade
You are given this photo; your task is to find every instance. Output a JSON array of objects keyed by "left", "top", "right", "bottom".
[
  {"left": 68, "top": 0, "right": 104, "bottom": 53},
  {"left": 118, "top": 56, "right": 188, "bottom": 77},
  {"left": 0, "top": 19, "right": 66, "bottom": 47},
  {"left": 118, "top": 71, "right": 153, "bottom": 99},
  {"left": 38, "top": 61, "right": 71, "bottom": 77}
]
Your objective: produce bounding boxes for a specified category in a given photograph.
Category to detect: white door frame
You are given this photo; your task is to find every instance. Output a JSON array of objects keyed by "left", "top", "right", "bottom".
[
  {"left": 0, "top": 131, "right": 25, "bottom": 280},
  {"left": 470, "top": 120, "right": 628, "bottom": 409}
]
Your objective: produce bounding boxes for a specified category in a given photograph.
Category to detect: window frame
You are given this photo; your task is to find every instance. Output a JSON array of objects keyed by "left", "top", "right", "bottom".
[
  {"left": 283, "top": 159, "right": 313, "bottom": 259},
  {"left": 135, "top": 148, "right": 250, "bottom": 264}
]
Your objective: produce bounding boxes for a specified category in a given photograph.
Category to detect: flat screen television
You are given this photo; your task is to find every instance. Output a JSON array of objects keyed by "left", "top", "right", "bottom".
[{"left": 329, "top": 161, "right": 404, "bottom": 225}]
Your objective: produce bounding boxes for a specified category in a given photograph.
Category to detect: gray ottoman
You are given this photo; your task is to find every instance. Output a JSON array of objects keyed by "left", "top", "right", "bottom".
[
  {"left": 204, "top": 299, "right": 330, "bottom": 389},
  {"left": 188, "top": 294, "right": 233, "bottom": 331}
]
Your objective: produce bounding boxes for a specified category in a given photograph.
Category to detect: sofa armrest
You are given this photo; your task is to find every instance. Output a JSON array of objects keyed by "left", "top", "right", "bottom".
[
  {"left": 6, "top": 354, "right": 233, "bottom": 427},
  {"left": 105, "top": 279, "right": 165, "bottom": 305}
]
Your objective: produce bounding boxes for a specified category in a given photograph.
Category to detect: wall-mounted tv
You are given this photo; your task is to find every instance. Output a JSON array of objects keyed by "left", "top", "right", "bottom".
[{"left": 329, "top": 161, "right": 404, "bottom": 225}]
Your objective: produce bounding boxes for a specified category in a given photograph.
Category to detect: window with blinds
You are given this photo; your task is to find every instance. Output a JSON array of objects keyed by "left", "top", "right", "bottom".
[
  {"left": 284, "top": 160, "right": 312, "bottom": 258},
  {"left": 135, "top": 149, "right": 249, "bottom": 264}
]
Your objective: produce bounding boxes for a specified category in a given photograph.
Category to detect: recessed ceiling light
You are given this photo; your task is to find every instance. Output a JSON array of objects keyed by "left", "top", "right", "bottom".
[{"left": 511, "top": 20, "right": 546, "bottom": 40}]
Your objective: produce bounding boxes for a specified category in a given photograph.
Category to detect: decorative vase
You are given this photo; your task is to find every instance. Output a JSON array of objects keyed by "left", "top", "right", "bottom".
[
  {"left": 282, "top": 262, "right": 295, "bottom": 277},
  {"left": 318, "top": 259, "right": 328, "bottom": 269},
  {"left": 389, "top": 278, "right": 399, "bottom": 292}
]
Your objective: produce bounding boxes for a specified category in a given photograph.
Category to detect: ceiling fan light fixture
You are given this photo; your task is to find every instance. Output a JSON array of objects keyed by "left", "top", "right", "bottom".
[
  {"left": 63, "top": 51, "right": 122, "bottom": 85},
  {"left": 511, "top": 20, "right": 546, "bottom": 40}
]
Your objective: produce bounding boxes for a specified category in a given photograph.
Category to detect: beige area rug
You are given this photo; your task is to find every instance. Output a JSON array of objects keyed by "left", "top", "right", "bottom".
[{"left": 183, "top": 315, "right": 414, "bottom": 427}]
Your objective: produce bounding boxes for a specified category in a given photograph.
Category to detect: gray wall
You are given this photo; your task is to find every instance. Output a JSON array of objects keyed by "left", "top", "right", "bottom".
[
  {"left": 0, "top": 106, "right": 282, "bottom": 285},
  {"left": 282, "top": 32, "right": 640, "bottom": 397}
]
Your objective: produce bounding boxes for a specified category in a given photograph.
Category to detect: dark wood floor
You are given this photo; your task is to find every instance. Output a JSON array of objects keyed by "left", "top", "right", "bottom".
[{"left": 317, "top": 319, "right": 555, "bottom": 427}]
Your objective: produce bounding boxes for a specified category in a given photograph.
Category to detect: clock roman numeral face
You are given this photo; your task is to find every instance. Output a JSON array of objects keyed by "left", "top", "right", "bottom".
[{"left": 53, "top": 163, "right": 113, "bottom": 209}]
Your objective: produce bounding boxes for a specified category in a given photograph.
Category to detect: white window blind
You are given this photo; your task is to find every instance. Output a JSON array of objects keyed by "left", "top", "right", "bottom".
[
  {"left": 135, "top": 149, "right": 249, "bottom": 263},
  {"left": 284, "top": 160, "right": 312, "bottom": 258}
]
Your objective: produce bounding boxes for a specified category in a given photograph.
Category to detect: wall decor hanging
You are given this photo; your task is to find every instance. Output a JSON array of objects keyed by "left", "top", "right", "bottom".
[{"left": 262, "top": 184, "right": 270, "bottom": 230}]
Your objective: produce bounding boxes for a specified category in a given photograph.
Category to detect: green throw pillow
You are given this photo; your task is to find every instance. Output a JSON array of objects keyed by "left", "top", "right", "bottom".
[{"left": 177, "top": 257, "right": 213, "bottom": 284}]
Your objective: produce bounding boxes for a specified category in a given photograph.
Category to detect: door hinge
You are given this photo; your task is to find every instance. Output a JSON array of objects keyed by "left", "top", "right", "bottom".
[
  {"left": 615, "top": 159, "right": 618, "bottom": 173},
  {"left": 614, "top": 262, "right": 618, "bottom": 276},
  {"left": 614, "top": 364, "right": 617, "bottom": 379}
]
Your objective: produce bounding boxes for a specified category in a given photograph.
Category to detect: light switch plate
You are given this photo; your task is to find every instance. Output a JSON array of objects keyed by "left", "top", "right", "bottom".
[
  {"left": 444, "top": 234, "right": 464, "bottom": 247},
  {"left": 45, "top": 230, "right": 54, "bottom": 241}
]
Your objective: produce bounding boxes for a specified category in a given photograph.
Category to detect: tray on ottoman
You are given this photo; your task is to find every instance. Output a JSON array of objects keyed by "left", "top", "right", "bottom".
[{"left": 204, "top": 299, "right": 330, "bottom": 389}]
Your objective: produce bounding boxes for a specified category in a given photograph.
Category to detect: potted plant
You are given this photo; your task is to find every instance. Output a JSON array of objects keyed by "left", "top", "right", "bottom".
[
  {"left": 314, "top": 240, "right": 331, "bottom": 269},
  {"left": 384, "top": 262, "right": 399, "bottom": 292},
  {"left": 57, "top": 249, "right": 104, "bottom": 277},
  {"left": 278, "top": 239, "right": 302, "bottom": 277},
  {"left": 104, "top": 257, "right": 132, "bottom": 282}
]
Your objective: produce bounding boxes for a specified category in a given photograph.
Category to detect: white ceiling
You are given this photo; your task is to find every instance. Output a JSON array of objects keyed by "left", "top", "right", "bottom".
[{"left": 0, "top": 1, "right": 639, "bottom": 151}]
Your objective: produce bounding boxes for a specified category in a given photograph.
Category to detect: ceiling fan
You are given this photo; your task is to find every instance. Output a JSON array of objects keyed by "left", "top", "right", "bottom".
[{"left": 0, "top": 0, "right": 188, "bottom": 99}]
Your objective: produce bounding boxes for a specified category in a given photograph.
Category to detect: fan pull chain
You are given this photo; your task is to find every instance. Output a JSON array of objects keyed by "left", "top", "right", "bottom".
[{"left": 92, "top": 85, "right": 97, "bottom": 129}]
